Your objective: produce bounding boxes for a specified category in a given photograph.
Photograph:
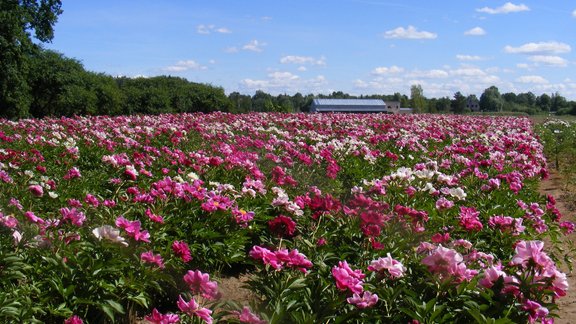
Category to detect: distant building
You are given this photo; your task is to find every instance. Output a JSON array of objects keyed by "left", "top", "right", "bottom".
[
  {"left": 310, "top": 99, "right": 411, "bottom": 114},
  {"left": 466, "top": 97, "right": 480, "bottom": 112},
  {"left": 385, "top": 101, "right": 401, "bottom": 114}
]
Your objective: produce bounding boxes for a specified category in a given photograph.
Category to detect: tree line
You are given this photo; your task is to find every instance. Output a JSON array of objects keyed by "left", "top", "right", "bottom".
[{"left": 2, "top": 1, "right": 576, "bottom": 119}]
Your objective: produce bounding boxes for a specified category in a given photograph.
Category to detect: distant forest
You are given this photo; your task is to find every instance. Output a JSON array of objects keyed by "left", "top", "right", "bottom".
[
  {"left": 3, "top": 1, "right": 576, "bottom": 120},
  {"left": 2, "top": 48, "right": 576, "bottom": 120}
]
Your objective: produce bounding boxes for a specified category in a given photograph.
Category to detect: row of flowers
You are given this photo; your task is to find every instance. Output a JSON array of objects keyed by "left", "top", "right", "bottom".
[{"left": 0, "top": 112, "right": 573, "bottom": 323}]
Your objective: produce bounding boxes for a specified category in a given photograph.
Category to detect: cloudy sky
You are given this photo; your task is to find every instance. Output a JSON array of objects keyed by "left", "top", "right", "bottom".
[{"left": 46, "top": 1, "right": 576, "bottom": 99}]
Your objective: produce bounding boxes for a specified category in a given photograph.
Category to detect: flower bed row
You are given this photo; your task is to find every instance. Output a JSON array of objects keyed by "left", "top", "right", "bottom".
[{"left": 0, "top": 112, "right": 573, "bottom": 323}]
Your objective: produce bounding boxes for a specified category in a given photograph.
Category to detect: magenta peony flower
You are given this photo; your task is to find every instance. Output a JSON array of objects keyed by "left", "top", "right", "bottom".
[
  {"left": 144, "top": 308, "right": 180, "bottom": 324},
  {"left": 172, "top": 241, "right": 192, "bottom": 262},
  {"left": 140, "top": 251, "right": 165, "bottom": 269},
  {"left": 268, "top": 215, "right": 296, "bottom": 238},
  {"left": 64, "top": 315, "right": 83, "bottom": 324},
  {"left": 177, "top": 295, "right": 213, "bottom": 324},
  {"left": 332, "top": 261, "right": 365, "bottom": 294},
  {"left": 29, "top": 184, "right": 44, "bottom": 197}
]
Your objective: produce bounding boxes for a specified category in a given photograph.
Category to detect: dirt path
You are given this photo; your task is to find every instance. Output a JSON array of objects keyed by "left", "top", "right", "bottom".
[{"left": 539, "top": 169, "right": 576, "bottom": 323}]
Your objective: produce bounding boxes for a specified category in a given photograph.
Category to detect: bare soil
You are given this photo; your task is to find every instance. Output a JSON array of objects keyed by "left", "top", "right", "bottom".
[{"left": 539, "top": 169, "right": 576, "bottom": 323}]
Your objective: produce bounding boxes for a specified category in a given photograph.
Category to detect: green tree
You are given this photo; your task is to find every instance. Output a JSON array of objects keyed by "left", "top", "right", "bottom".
[
  {"left": 536, "top": 93, "right": 552, "bottom": 113},
  {"left": 0, "top": 0, "right": 63, "bottom": 119},
  {"left": 434, "top": 97, "right": 451, "bottom": 113},
  {"left": 451, "top": 91, "right": 466, "bottom": 114},
  {"left": 551, "top": 92, "right": 568, "bottom": 113},
  {"left": 516, "top": 92, "right": 536, "bottom": 108},
  {"left": 410, "top": 84, "right": 426, "bottom": 113},
  {"left": 479, "top": 86, "right": 503, "bottom": 112}
]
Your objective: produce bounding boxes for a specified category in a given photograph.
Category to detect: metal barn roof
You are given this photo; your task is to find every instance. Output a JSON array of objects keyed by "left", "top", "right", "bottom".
[{"left": 312, "top": 99, "right": 386, "bottom": 106}]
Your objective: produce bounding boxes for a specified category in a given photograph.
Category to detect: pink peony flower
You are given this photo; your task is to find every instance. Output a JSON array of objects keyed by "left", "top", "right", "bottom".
[
  {"left": 458, "top": 206, "right": 483, "bottom": 232},
  {"left": 435, "top": 197, "right": 454, "bottom": 210},
  {"left": 144, "top": 308, "right": 180, "bottom": 324},
  {"left": 478, "top": 263, "right": 506, "bottom": 289},
  {"left": 172, "top": 241, "right": 192, "bottom": 262},
  {"left": 236, "top": 306, "right": 267, "bottom": 324},
  {"left": 63, "top": 167, "right": 81, "bottom": 180},
  {"left": 64, "top": 315, "right": 83, "bottom": 324},
  {"left": 24, "top": 211, "right": 45, "bottom": 224},
  {"left": 183, "top": 270, "right": 219, "bottom": 300},
  {"left": 92, "top": 225, "right": 128, "bottom": 246},
  {"left": 268, "top": 215, "right": 297, "bottom": 238},
  {"left": 346, "top": 291, "right": 379, "bottom": 309},
  {"left": 140, "top": 251, "right": 165, "bottom": 269},
  {"left": 510, "top": 240, "right": 552, "bottom": 270},
  {"left": 332, "top": 261, "right": 365, "bottom": 294},
  {"left": 60, "top": 207, "right": 86, "bottom": 227},
  {"left": 176, "top": 295, "right": 213, "bottom": 324},
  {"left": 29, "top": 184, "right": 44, "bottom": 197},
  {"left": 522, "top": 300, "right": 549, "bottom": 324},
  {"left": 367, "top": 253, "right": 406, "bottom": 279}
]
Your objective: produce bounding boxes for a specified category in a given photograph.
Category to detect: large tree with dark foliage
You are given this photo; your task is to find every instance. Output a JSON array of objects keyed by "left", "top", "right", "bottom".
[{"left": 0, "top": 0, "right": 63, "bottom": 119}]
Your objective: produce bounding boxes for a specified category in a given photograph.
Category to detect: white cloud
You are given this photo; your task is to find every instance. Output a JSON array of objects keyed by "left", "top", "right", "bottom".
[
  {"left": 464, "top": 27, "right": 486, "bottom": 36},
  {"left": 225, "top": 47, "right": 239, "bottom": 53},
  {"left": 383, "top": 25, "right": 437, "bottom": 39},
  {"left": 407, "top": 69, "right": 449, "bottom": 78},
  {"left": 268, "top": 71, "right": 300, "bottom": 81},
  {"left": 280, "top": 55, "right": 326, "bottom": 66},
  {"left": 456, "top": 54, "right": 485, "bottom": 61},
  {"left": 216, "top": 27, "right": 231, "bottom": 34},
  {"left": 572, "top": 9, "right": 576, "bottom": 17},
  {"left": 476, "top": 2, "right": 530, "bottom": 14},
  {"left": 242, "top": 40, "right": 266, "bottom": 52},
  {"left": 450, "top": 67, "right": 487, "bottom": 77},
  {"left": 528, "top": 55, "right": 569, "bottom": 67},
  {"left": 162, "top": 60, "right": 206, "bottom": 72},
  {"left": 371, "top": 65, "right": 404, "bottom": 75},
  {"left": 516, "top": 75, "right": 549, "bottom": 84},
  {"left": 196, "top": 24, "right": 212, "bottom": 34},
  {"left": 297, "top": 66, "right": 307, "bottom": 72},
  {"left": 504, "top": 41, "right": 571, "bottom": 54},
  {"left": 196, "top": 24, "right": 231, "bottom": 34},
  {"left": 239, "top": 71, "right": 328, "bottom": 94},
  {"left": 516, "top": 63, "right": 531, "bottom": 69}
]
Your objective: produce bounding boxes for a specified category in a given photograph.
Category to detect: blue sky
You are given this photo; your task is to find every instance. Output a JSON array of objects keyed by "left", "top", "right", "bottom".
[{"left": 46, "top": 1, "right": 576, "bottom": 99}]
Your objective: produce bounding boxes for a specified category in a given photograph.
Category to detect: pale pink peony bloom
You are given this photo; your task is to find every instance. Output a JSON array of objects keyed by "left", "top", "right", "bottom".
[
  {"left": 183, "top": 270, "right": 219, "bottom": 300},
  {"left": 367, "top": 253, "right": 406, "bottom": 279},
  {"left": 347, "top": 291, "right": 379, "bottom": 309},
  {"left": 435, "top": 197, "right": 454, "bottom": 210},
  {"left": 92, "top": 225, "right": 128, "bottom": 246},
  {"left": 510, "top": 240, "right": 552, "bottom": 269},
  {"left": 237, "top": 306, "right": 267, "bottom": 324},
  {"left": 522, "top": 300, "right": 549, "bottom": 324},
  {"left": 0, "top": 214, "right": 18, "bottom": 228}
]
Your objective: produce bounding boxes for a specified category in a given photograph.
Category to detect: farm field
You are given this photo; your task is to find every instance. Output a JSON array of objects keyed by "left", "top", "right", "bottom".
[{"left": 0, "top": 112, "right": 574, "bottom": 323}]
